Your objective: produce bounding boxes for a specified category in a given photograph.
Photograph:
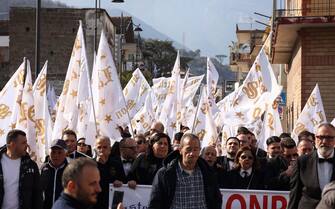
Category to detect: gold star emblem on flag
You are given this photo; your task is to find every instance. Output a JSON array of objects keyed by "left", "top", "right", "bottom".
[
  {"left": 70, "top": 90, "right": 78, "bottom": 98},
  {"left": 104, "top": 114, "right": 112, "bottom": 123}
]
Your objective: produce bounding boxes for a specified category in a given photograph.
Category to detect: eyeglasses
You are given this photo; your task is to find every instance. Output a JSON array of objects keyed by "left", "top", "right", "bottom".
[
  {"left": 136, "top": 140, "right": 146, "bottom": 145},
  {"left": 240, "top": 155, "right": 253, "bottom": 160},
  {"left": 316, "top": 135, "right": 335, "bottom": 141},
  {"left": 77, "top": 143, "right": 86, "bottom": 147}
]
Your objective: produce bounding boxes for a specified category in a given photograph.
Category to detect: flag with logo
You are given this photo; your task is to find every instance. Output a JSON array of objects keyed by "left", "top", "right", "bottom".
[
  {"left": 0, "top": 61, "right": 25, "bottom": 145},
  {"left": 91, "top": 30, "right": 131, "bottom": 140},
  {"left": 123, "top": 68, "right": 151, "bottom": 119},
  {"left": 291, "top": 84, "right": 326, "bottom": 142},
  {"left": 15, "top": 60, "right": 36, "bottom": 158},
  {"left": 33, "top": 61, "right": 53, "bottom": 164},
  {"left": 192, "top": 87, "right": 218, "bottom": 147},
  {"left": 52, "top": 22, "right": 87, "bottom": 139},
  {"left": 158, "top": 51, "right": 181, "bottom": 136},
  {"left": 258, "top": 100, "right": 283, "bottom": 150},
  {"left": 221, "top": 48, "right": 282, "bottom": 127},
  {"left": 131, "top": 91, "right": 155, "bottom": 134}
]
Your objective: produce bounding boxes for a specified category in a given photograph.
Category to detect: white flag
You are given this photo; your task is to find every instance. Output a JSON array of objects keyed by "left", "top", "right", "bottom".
[
  {"left": 47, "top": 83, "right": 58, "bottom": 112},
  {"left": 291, "top": 84, "right": 326, "bottom": 142},
  {"left": 123, "top": 68, "right": 151, "bottom": 119},
  {"left": 52, "top": 22, "right": 87, "bottom": 139},
  {"left": 206, "top": 57, "right": 219, "bottom": 101},
  {"left": 76, "top": 53, "right": 96, "bottom": 141},
  {"left": 0, "top": 61, "right": 25, "bottom": 145},
  {"left": 192, "top": 87, "right": 218, "bottom": 148},
  {"left": 258, "top": 100, "right": 283, "bottom": 150},
  {"left": 158, "top": 51, "right": 181, "bottom": 136},
  {"left": 91, "top": 30, "right": 130, "bottom": 140},
  {"left": 15, "top": 60, "right": 36, "bottom": 158},
  {"left": 131, "top": 91, "right": 155, "bottom": 134},
  {"left": 222, "top": 48, "right": 282, "bottom": 127},
  {"left": 33, "top": 61, "right": 53, "bottom": 164},
  {"left": 152, "top": 77, "right": 171, "bottom": 120}
]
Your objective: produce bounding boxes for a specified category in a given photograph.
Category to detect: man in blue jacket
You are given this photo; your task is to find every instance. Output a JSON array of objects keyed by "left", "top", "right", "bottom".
[{"left": 52, "top": 158, "right": 101, "bottom": 209}]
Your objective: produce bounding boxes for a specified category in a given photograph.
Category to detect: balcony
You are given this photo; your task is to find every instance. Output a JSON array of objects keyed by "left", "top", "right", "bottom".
[
  {"left": 271, "top": 0, "right": 335, "bottom": 64},
  {"left": 275, "top": 0, "right": 335, "bottom": 18},
  {"left": 230, "top": 52, "right": 252, "bottom": 72}
]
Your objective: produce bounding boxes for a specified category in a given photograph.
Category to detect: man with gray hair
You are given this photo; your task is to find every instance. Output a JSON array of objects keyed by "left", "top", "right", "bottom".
[
  {"left": 52, "top": 158, "right": 101, "bottom": 209},
  {"left": 288, "top": 123, "right": 335, "bottom": 209},
  {"left": 94, "top": 136, "right": 126, "bottom": 209},
  {"left": 150, "top": 121, "right": 165, "bottom": 135},
  {"left": 148, "top": 133, "right": 222, "bottom": 209}
]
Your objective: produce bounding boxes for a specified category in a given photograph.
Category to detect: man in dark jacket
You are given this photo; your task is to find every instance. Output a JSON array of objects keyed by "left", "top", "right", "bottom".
[
  {"left": 62, "top": 130, "right": 89, "bottom": 161},
  {"left": 52, "top": 158, "right": 101, "bottom": 209},
  {"left": 288, "top": 123, "right": 335, "bottom": 209},
  {"left": 93, "top": 136, "right": 126, "bottom": 209},
  {"left": 148, "top": 133, "right": 222, "bottom": 209},
  {"left": 0, "top": 129, "right": 42, "bottom": 209},
  {"left": 41, "top": 139, "right": 68, "bottom": 209}
]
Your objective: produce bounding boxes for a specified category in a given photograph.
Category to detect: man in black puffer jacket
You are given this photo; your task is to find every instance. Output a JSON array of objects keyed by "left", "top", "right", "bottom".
[
  {"left": 148, "top": 133, "right": 222, "bottom": 209},
  {"left": 0, "top": 129, "right": 42, "bottom": 209}
]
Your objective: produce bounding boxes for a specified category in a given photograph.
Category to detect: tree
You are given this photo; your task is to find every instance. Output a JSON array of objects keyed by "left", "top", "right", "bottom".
[{"left": 142, "top": 39, "right": 177, "bottom": 77}]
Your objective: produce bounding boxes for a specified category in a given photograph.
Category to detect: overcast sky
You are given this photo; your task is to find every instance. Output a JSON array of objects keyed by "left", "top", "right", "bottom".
[{"left": 57, "top": 0, "right": 272, "bottom": 61}]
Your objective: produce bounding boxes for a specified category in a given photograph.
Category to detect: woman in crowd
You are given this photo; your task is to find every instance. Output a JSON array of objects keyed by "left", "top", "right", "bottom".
[
  {"left": 76, "top": 137, "right": 92, "bottom": 157},
  {"left": 221, "top": 146, "right": 265, "bottom": 190},
  {"left": 128, "top": 133, "right": 172, "bottom": 185}
]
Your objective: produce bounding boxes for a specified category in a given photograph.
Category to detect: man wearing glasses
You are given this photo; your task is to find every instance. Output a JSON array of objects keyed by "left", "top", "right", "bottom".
[
  {"left": 288, "top": 123, "right": 335, "bottom": 209},
  {"left": 119, "top": 138, "right": 138, "bottom": 177}
]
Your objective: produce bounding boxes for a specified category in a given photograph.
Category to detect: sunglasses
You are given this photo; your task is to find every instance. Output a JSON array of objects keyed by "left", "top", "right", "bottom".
[
  {"left": 77, "top": 143, "right": 86, "bottom": 147},
  {"left": 136, "top": 140, "right": 146, "bottom": 145},
  {"left": 316, "top": 135, "right": 335, "bottom": 141},
  {"left": 240, "top": 155, "right": 253, "bottom": 160}
]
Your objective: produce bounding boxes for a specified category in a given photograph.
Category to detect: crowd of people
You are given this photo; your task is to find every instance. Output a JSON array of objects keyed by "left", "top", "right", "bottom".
[{"left": 1, "top": 121, "right": 335, "bottom": 209}]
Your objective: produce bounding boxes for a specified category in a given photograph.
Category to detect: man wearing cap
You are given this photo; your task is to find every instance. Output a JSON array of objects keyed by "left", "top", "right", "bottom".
[{"left": 41, "top": 139, "right": 68, "bottom": 209}]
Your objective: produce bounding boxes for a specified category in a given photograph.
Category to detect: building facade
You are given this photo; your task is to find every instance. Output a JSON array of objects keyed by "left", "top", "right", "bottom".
[{"left": 271, "top": 0, "right": 335, "bottom": 132}]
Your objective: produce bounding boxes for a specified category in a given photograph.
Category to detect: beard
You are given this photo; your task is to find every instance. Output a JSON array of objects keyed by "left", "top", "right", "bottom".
[
  {"left": 76, "top": 183, "right": 98, "bottom": 206},
  {"left": 318, "top": 146, "right": 334, "bottom": 158}
]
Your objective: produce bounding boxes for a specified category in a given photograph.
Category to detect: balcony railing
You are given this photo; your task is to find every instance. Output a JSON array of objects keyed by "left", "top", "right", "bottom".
[{"left": 274, "top": 0, "right": 335, "bottom": 18}]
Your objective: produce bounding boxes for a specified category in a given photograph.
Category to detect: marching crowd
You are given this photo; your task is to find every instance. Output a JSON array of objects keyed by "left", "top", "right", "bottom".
[{"left": 1, "top": 121, "right": 335, "bottom": 209}]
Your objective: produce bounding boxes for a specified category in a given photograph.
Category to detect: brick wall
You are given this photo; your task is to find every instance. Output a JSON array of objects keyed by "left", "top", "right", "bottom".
[
  {"left": 301, "top": 27, "right": 335, "bottom": 121},
  {"left": 287, "top": 41, "right": 302, "bottom": 131},
  {"left": 286, "top": 27, "right": 335, "bottom": 129}
]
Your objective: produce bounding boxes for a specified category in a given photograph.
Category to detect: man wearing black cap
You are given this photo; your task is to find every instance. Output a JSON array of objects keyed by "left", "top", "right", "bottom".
[{"left": 41, "top": 139, "right": 68, "bottom": 209}]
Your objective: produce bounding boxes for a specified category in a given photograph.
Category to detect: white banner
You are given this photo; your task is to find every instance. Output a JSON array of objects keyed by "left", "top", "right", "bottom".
[{"left": 109, "top": 185, "right": 289, "bottom": 209}]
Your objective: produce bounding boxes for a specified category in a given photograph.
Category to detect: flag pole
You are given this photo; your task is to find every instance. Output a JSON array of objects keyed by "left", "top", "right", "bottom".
[{"left": 191, "top": 84, "right": 204, "bottom": 133}]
